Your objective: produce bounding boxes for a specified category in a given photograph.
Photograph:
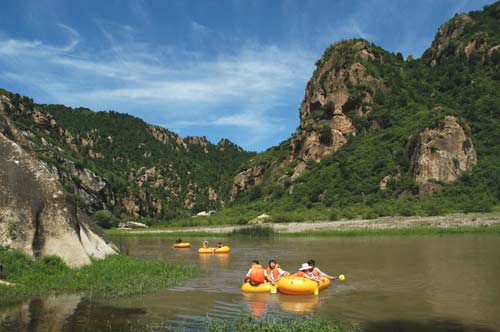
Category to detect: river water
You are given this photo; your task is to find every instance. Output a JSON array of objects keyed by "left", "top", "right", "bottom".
[{"left": 1, "top": 234, "right": 499, "bottom": 332}]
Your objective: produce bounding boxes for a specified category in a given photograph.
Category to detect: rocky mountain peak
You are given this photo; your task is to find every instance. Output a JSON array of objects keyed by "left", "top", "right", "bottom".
[
  {"left": 289, "top": 39, "right": 389, "bottom": 177},
  {"left": 424, "top": 2, "right": 500, "bottom": 66}
]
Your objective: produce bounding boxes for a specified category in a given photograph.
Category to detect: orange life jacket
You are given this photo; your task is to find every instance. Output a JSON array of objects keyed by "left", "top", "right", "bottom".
[
  {"left": 312, "top": 267, "right": 320, "bottom": 277},
  {"left": 266, "top": 263, "right": 281, "bottom": 280},
  {"left": 250, "top": 264, "right": 266, "bottom": 283},
  {"left": 295, "top": 270, "right": 308, "bottom": 277}
]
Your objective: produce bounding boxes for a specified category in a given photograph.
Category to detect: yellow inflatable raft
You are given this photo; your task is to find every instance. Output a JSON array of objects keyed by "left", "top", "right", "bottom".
[
  {"left": 198, "top": 246, "right": 231, "bottom": 254},
  {"left": 241, "top": 282, "right": 274, "bottom": 293},
  {"left": 214, "top": 245, "right": 230, "bottom": 254},
  {"left": 278, "top": 276, "right": 330, "bottom": 295},
  {"left": 172, "top": 242, "right": 191, "bottom": 248}
]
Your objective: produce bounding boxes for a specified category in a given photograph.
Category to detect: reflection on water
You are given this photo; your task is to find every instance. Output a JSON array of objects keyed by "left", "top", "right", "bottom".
[
  {"left": 279, "top": 294, "right": 319, "bottom": 314},
  {"left": 1, "top": 234, "right": 500, "bottom": 332},
  {"left": 0, "top": 295, "right": 147, "bottom": 332},
  {"left": 198, "top": 252, "right": 230, "bottom": 269}
]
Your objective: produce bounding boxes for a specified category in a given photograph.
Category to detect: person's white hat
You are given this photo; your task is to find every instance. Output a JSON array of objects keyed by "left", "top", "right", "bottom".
[{"left": 299, "top": 263, "right": 312, "bottom": 270}]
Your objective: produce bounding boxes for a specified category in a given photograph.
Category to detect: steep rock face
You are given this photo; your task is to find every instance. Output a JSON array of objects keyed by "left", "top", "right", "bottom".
[
  {"left": 411, "top": 116, "right": 477, "bottom": 195},
  {"left": 147, "top": 125, "right": 187, "bottom": 150},
  {"left": 289, "top": 40, "right": 386, "bottom": 177},
  {"left": 0, "top": 101, "right": 116, "bottom": 266},
  {"left": 230, "top": 40, "right": 389, "bottom": 198},
  {"left": 230, "top": 164, "right": 268, "bottom": 201},
  {"left": 426, "top": 14, "right": 474, "bottom": 66},
  {"left": 424, "top": 4, "right": 500, "bottom": 66}
]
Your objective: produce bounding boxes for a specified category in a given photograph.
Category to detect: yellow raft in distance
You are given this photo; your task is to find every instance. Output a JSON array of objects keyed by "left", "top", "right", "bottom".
[
  {"left": 198, "top": 245, "right": 231, "bottom": 254},
  {"left": 241, "top": 282, "right": 274, "bottom": 293},
  {"left": 278, "top": 276, "right": 331, "bottom": 295},
  {"left": 214, "top": 245, "right": 230, "bottom": 254},
  {"left": 173, "top": 242, "right": 191, "bottom": 248}
]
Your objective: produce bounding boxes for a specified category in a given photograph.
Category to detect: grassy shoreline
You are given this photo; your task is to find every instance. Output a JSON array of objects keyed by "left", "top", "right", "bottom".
[
  {"left": 0, "top": 249, "right": 198, "bottom": 307},
  {"left": 105, "top": 212, "right": 500, "bottom": 238}
]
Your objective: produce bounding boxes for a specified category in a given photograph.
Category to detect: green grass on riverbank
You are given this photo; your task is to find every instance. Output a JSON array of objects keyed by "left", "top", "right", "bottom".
[
  {"left": 285, "top": 224, "right": 500, "bottom": 237},
  {"left": 131, "top": 316, "right": 360, "bottom": 332},
  {"left": 205, "top": 316, "right": 360, "bottom": 332},
  {"left": 0, "top": 248, "right": 198, "bottom": 306}
]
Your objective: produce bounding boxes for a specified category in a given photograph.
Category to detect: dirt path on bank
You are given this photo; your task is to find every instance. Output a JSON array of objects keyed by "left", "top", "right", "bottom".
[{"left": 117, "top": 212, "right": 500, "bottom": 235}]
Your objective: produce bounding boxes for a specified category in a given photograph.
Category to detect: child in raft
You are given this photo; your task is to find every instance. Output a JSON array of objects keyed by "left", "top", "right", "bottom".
[
  {"left": 267, "top": 259, "right": 287, "bottom": 283},
  {"left": 217, "top": 242, "right": 224, "bottom": 248},
  {"left": 175, "top": 238, "right": 183, "bottom": 244},
  {"left": 307, "top": 259, "right": 337, "bottom": 281},
  {"left": 244, "top": 260, "right": 272, "bottom": 286},
  {"left": 202, "top": 240, "right": 209, "bottom": 249}
]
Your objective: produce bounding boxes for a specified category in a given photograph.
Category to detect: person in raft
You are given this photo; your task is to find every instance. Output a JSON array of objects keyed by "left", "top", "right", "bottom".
[
  {"left": 202, "top": 240, "right": 209, "bottom": 249},
  {"left": 267, "top": 259, "right": 287, "bottom": 283},
  {"left": 307, "top": 259, "right": 337, "bottom": 280},
  {"left": 175, "top": 238, "right": 183, "bottom": 244},
  {"left": 217, "top": 242, "right": 224, "bottom": 248},
  {"left": 244, "top": 260, "right": 271, "bottom": 286},
  {"left": 294, "top": 263, "right": 320, "bottom": 281}
]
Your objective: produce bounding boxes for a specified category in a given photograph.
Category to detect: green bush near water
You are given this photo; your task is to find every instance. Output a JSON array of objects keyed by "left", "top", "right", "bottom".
[
  {"left": 0, "top": 248, "right": 198, "bottom": 306},
  {"left": 229, "top": 225, "right": 275, "bottom": 238}
]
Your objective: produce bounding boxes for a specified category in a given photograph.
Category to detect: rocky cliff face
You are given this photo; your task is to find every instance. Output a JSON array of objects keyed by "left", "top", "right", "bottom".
[
  {"left": 411, "top": 115, "right": 477, "bottom": 195},
  {"left": 424, "top": 6, "right": 500, "bottom": 66},
  {"left": 0, "top": 97, "right": 116, "bottom": 267},
  {"left": 230, "top": 164, "right": 268, "bottom": 200},
  {"left": 230, "top": 40, "right": 389, "bottom": 197},
  {"left": 290, "top": 41, "right": 386, "bottom": 174}
]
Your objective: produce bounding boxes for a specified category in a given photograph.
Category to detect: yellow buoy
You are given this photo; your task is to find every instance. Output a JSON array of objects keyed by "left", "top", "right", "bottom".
[{"left": 339, "top": 274, "right": 345, "bottom": 281}]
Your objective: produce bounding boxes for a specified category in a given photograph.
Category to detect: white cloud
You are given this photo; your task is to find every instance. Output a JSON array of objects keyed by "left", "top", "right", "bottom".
[
  {"left": 0, "top": 25, "right": 314, "bottom": 149},
  {"left": 191, "top": 21, "right": 212, "bottom": 34}
]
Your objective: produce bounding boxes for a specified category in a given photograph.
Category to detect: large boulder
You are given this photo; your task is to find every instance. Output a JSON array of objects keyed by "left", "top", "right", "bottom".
[
  {"left": 0, "top": 102, "right": 116, "bottom": 267},
  {"left": 411, "top": 115, "right": 477, "bottom": 195}
]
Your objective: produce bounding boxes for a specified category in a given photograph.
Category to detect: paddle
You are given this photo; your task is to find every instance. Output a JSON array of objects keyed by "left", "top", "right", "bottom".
[{"left": 270, "top": 284, "right": 277, "bottom": 294}]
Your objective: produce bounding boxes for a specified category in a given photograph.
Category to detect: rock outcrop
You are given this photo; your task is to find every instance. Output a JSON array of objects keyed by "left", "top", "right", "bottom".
[
  {"left": 0, "top": 98, "right": 116, "bottom": 267},
  {"left": 290, "top": 40, "right": 387, "bottom": 172},
  {"left": 411, "top": 115, "right": 477, "bottom": 195},
  {"left": 230, "top": 40, "right": 389, "bottom": 196},
  {"left": 230, "top": 164, "right": 268, "bottom": 201},
  {"left": 424, "top": 4, "right": 500, "bottom": 66}
]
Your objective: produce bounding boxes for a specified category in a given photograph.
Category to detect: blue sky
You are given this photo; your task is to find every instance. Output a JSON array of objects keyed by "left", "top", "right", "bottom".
[{"left": 0, "top": 0, "right": 495, "bottom": 151}]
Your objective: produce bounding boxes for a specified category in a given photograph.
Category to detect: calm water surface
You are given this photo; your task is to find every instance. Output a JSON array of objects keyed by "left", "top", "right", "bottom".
[{"left": 1, "top": 234, "right": 499, "bottom": 332}]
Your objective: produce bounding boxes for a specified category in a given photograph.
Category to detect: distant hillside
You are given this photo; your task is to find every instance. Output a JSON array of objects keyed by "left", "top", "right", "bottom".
[
  {"left": 228, "top": 1, "right": 500, "bottom": 219},
  {"left": 0, "top": 90, "right": 254, "bottom": 224}
]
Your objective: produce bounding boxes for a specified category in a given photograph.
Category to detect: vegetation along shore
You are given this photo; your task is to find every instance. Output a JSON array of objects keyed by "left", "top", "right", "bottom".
[
  {"left": 105, "top": 211, "right": 500, "bottom": 237},
  {"left": 0, "top": 248, "right": 198, "bottom": 306}
]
